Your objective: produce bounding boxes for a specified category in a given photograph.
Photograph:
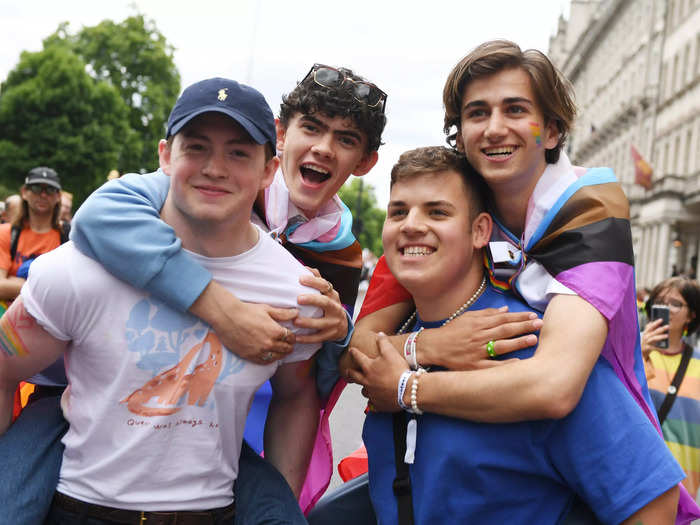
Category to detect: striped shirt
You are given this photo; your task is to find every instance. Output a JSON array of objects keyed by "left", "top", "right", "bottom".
[{"left": 648, "top": 345, "right": 700, "bottom": 500}]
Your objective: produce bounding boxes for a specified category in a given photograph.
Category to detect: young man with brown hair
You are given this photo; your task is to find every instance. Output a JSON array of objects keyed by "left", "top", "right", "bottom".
[
  {"left": 66, "top": 65, "right": 392, "bottom": 522},
  {"left": 352, "top": 145, "right": 683, "bottom": 524},
  {"left": 0, "top": 77, "right": 322, "bottom": 524},
  {"left": 347, "top": 40, "right": 700, "bottom": 522}
]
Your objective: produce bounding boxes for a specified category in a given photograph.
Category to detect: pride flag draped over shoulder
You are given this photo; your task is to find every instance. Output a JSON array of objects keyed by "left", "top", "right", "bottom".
[
  {"left": 263, "top": 170, "right": 362, "bottom": 309},
  {"left": 250, "top": 178, "right": 362, "bottom": 513},
  {"left": 284, "top": 212, "right": 361, "bottom": 514},
  {"left": 358, "top": 153, "right": 700, "bottom": 523}
]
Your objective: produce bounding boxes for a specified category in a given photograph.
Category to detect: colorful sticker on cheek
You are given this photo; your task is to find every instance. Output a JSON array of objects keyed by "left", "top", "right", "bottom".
[
  {"left": 529, "top": 122, "right": 542, "bottom": 147},
  {"left": 0, "top": 307, "right": 34, "bottom": 358}
]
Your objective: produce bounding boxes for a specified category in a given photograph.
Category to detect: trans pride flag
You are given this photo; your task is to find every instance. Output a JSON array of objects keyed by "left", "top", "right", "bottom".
[{"left": 251, "top": 189, "right": 362, "bottom": 514}]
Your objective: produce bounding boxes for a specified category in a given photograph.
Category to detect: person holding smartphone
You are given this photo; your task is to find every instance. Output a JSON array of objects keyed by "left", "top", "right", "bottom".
[{"left": 642, "top": 276, "right": 700, "bottom": 500}]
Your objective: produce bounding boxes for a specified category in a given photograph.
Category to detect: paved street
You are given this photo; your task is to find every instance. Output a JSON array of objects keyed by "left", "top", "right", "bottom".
[
  {"left": 328, "top": 383, "right": 367, "bottom": 490},
  {"left": 326, "top": 283, "right": 369, "bottom": 490}
]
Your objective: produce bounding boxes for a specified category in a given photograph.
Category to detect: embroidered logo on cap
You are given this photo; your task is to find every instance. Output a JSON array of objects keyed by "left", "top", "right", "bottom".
[{"left": 217, "top": 88, "right": 228, "bottom": 101}]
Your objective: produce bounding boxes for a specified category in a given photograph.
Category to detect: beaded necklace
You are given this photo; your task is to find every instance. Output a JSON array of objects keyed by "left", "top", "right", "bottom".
[
  {"left": 397, "top": 274, "right": 487, "bottom": 335},
  {"left": 396, "top": 274, "right": 488, "bottom": 466}
]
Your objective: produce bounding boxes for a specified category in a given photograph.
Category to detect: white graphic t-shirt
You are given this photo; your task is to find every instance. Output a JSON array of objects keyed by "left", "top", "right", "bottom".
[{"left": 21, "top": 229, "right": 321, "bottom": 511}]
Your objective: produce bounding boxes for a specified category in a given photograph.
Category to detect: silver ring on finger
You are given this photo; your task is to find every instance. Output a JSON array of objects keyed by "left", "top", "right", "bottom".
[
  {"left": 262, "top": 351, "right": 274, "bottom": 362},
  {"left": 280, "top": 328, "right": 290, "bottom": 343}
]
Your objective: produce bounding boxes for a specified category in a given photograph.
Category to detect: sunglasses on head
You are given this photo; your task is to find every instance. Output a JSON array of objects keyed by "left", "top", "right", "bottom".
[
  {"left": 27, "top": 184, "right": 60, "bottom": 195},
  {"left": 302, "top": 64, "right": 387, "bottom": 112}
]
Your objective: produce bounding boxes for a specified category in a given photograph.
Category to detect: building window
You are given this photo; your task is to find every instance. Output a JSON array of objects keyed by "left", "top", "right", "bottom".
[
  {"left": 669, "top": 0, "right": 677, "bottom": 28},
  {"left": 642, "top": 127, "right": 649, "bottom": 153},
  {"left": 696, "top": 121, "right": 700, "bottom": 172},
  {"left": 684, "top": 129, "right": 693, "bottom": 174},
  {"left": 673, "top": 53, "right": 680, "bottom": 94}
]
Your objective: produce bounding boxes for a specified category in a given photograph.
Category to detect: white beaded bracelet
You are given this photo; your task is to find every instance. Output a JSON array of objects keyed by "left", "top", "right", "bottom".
[
  {"left": 397, "top": 370, "right": 412, "bottom": 411},
  {"left": 409, "top": 368, "right": 426, "bottom": 415}
]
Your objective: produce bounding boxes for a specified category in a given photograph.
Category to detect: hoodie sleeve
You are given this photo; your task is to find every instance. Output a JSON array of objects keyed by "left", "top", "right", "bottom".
[{"left": 70, "top": 170, "right": 212, "bottom": 312}]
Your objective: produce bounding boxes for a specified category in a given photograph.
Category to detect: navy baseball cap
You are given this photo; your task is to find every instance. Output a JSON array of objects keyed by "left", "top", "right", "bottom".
[
  {"left": 25, "top": 167, "right": 61, "bottom": 190},
  {"left": 166, "top": 78, "right": 276, "bottom": 154}
]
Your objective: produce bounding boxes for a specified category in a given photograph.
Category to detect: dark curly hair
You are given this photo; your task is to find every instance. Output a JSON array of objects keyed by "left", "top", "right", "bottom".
[{"left": 279, "top": 66, "right": 386, "bottom": 153}]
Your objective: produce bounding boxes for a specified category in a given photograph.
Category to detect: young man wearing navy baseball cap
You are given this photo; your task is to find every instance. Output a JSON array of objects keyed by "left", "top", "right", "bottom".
[
  {"left": 67, "top": 65, "right": 394, "bottom": 521},
  {"left": 0, "top": 67, "right": 391, "bottom": 525},
  {"left": 0, "top": 78, "right": 323, "bottom": 523}
]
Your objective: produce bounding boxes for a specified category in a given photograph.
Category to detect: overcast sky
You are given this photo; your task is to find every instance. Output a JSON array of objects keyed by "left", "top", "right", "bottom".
[{"left": 0, "top": 0, "right": 570, "bottom": 207}]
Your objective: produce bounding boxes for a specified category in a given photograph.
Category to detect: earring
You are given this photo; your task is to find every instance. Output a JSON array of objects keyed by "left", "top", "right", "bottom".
[{"left": 683, "top": 326, "right": 688, "bottom": 337}]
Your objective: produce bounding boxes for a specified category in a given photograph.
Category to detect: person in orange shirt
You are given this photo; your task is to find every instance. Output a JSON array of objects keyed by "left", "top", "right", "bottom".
[
  {"left": 0, "top": 167, "right": 65, "bottom": 301},
  {"left": 0, "top": 167, "right": 68, "bottom": 523}
]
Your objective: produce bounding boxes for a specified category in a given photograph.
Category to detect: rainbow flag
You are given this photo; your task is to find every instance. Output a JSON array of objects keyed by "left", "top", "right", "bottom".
[
  {"left": 648, "top": 348, "right": 700, "bottom": 502},
  {"left": 0, "top": 307, "right": 30, "bottom": 358}
]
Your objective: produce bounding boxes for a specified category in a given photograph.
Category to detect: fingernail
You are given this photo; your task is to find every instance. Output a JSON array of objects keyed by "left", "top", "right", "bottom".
[{"left": 377, "top": 331, "right": 386, "bottom": 336}]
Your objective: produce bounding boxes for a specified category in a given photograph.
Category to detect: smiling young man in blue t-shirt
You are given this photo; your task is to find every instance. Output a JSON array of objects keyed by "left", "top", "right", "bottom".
[{"left": 351, "top": 146, "right": 683, "bottom": 524}]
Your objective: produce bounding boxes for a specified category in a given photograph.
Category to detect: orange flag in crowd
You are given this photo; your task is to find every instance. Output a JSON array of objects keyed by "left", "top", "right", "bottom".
[{"left": 631, "top": 145, "right": 653, "bottom": 190}]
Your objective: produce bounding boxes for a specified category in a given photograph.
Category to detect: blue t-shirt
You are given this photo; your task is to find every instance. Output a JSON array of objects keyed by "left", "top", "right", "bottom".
[{"left": 363, "top": 284, "right": 684, "bottom": 525}]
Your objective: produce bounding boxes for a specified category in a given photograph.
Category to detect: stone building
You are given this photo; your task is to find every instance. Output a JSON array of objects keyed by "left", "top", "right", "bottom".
[{"left": 549, "top": 0, "right": 700, "bottom": 288}]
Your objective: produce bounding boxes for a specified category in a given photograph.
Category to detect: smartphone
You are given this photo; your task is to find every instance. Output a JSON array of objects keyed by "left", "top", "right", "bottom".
[{"left": 650, "top": 305, "right": 670, "bottom": 349}]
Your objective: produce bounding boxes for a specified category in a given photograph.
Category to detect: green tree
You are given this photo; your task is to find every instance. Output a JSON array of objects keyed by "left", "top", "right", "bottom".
[
  {"left": 338, "top": 178, "right": 386, "bottom": 256},
  {"left": 0, "top": 45, "right": 132, "bottom": 205},
  {"left": 45, "top": 15, "right": 181, "bottom": 173}
]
